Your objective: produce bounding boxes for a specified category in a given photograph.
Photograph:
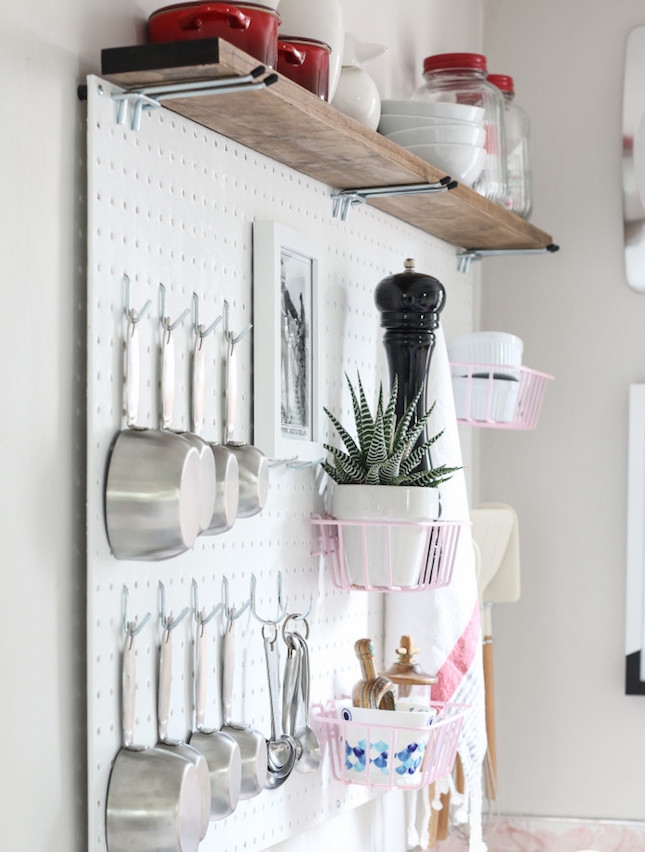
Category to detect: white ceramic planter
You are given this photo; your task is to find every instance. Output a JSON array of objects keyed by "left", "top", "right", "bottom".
[{"left": 331, "top": 484, "right": 440, "bottom": 588}]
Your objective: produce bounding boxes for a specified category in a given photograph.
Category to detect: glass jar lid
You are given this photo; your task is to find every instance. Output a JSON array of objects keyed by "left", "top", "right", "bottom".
[
  {"left": 423, "top": 52, "right": 488, "bottom": 74},
  {"left": 487, "top": 73, "right": 514, "bottom": 94}
]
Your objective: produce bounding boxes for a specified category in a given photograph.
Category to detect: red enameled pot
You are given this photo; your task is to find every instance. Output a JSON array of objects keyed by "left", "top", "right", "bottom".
[
  {"left": 277, "top": 37, "right": 330, "bottom": 101},
  {"left": 148, "top": 2, "right": 282, "bottom": 68}
]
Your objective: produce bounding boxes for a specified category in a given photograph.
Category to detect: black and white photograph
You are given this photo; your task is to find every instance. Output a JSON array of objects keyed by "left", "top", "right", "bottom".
[
  {"left": 280, "top": 246, "right": 313, "bottom": 442},
  {"left": 252, "top": 220, "right": 321, "bottom": 461}
]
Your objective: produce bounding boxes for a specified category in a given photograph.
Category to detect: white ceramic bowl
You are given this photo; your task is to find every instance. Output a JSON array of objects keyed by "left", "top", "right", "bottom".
[
  {"left": 336, "top": 700, "right": 436, "bottom": 728},
  {"left": 335, "top": 700, "right": 437, "bottom": 786},
  {"left": 378, "top": 113, "right": 484, "bottom": 135},
  {"left": 387, "top": 124, "right": 486, "bottom": 148},
  {"left": 447, "top": 331, "right": 524, "bottom": 368},
  {"left": 405, "top": 142, "right": 486, "bottom": 185},
  {"left": 451, "top": 374, "right": 520, "bottom": 423},
  {"left": 380, "top": 99, "right": 485, "bottom": 123}
]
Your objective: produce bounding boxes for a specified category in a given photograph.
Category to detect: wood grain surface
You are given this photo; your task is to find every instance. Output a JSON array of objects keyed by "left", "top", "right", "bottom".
[{"left": 101, "top": 38, "right": 555, "bottom": 252}]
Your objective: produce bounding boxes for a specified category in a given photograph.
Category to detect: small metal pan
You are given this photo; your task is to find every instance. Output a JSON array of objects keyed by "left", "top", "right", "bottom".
[
  {"left": 219, "top": 609, "right": 268, "bottom": 797},
  {"left": 106, "top": 623, "right": 202, "bottom": 852},
  {"left": 223, "top": 336, "right": 269, "bottom": 518},
  {"left": 105, "top": 315, "right": 202, "bottom": 560},
  {"left": 155, "top": 617, "right": 211, "bottom": 841},
  {"left": 188, "top": 612, "right": 242, "bottom": 820},
  {"left": 195, "top": 331, "right": 240, "bottom": 535}
]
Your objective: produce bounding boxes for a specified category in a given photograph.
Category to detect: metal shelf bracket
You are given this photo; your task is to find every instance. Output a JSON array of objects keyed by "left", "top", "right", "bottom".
[
  {"left": 456, "top": 242, "right": 559, "bottom": 273},
  {"left": 110, "top": 65, "right": 278, "bottom": 131},
  {"left": 331, "top": 176, "right": 458, "bottom": 221}
]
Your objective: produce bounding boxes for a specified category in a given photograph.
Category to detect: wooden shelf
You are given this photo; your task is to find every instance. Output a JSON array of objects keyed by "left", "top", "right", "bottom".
[{"left": 101, "top": 38, "right": 555, "bottom": 252}]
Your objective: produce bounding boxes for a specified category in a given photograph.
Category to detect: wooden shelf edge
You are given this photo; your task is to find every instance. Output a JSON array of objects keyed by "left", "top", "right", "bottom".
[{"left": 99, "top": 38, "right": 555, "bottom": 252}]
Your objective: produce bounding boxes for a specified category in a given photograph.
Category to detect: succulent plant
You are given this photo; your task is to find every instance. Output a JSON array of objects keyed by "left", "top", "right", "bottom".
[{"left": 322, "top": 373, "right": 460, "bottom": 487}]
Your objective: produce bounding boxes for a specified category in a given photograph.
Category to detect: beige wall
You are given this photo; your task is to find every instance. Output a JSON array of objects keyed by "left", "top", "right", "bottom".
[
  {"left": 482, "top": 0, "right": 645, "bottom": 821},
  {"left": 9, "top": 0, "right": 637, "bottom": 845},
  {"left": 0, "top": 1, "right": 481, "bottom": 850}
]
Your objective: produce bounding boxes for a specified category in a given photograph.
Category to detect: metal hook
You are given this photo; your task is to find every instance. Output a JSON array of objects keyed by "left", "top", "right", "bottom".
[
  {"left": 250, "top": 572, "right": 288, "bottom": 625},
  {"left": 287, "top": 458, "right": 325, "bottom": 470},
  {"left": 192, "top": 292, "right": 222, "bottom": 339},
  {"left": 191, "top": 578, "right": 222, "bottom": 626},
  {"left": 223, "top": 299, "right": 253, "bottom": 345},
  {"left": 158, "top": 581, "right": 190, "bottom": 631},
  {"left": 160, "top": 283, "right": 191, "bottom": 332},
  {"left": 268, "top": 456, "right": 299, "bottom": 469},
  {"left": 123, "top": 274, "right": 151, "bottom": 324},
  {"left": 122, "top": 585, "right": 151, "bottom": 636},
  {"left": 221, "top": 576, "right": 251, "bottom": 621}
]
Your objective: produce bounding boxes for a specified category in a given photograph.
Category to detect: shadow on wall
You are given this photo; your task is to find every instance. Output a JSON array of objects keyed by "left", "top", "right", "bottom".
[{"left": 340, "top": 0, "right": 485, "bottom": 98}]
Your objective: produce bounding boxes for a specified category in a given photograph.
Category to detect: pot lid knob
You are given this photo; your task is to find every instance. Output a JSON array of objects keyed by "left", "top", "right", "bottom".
[{"left": 382, "top": 634, "right": 437, "bottom": 686}]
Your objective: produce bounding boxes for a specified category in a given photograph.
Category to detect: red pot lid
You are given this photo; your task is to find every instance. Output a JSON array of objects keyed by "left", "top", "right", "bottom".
[
  {"left": 487, "top": 73, "right": 514, "bottom": 94},
  {"left": 278, "top": 36, "right": 331, "bottom": 51},
  {"left": 423, "top": 52, "right": 488, "bottom": 74},
  {"left": 149, "top": 1, "right": 280, "bottom": 20}
]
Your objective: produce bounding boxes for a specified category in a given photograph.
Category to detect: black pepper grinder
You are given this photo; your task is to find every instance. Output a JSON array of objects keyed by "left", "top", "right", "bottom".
[{"left": 374, "top": 259, "right": 445, "bottom": 471}]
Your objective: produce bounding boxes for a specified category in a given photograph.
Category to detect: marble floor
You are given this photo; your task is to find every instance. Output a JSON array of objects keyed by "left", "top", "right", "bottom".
[{"left": 426, "top": 816, "right": 645, "bottom": 851}]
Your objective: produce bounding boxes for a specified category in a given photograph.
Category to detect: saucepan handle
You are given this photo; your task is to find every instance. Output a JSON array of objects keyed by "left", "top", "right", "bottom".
[
  {"left": 121, "top": 629, "right": 137, "bottom": 749},
  {"left": 195, "top": 619, "right": 208, "bottom": 731},
  {"left": 160, "top": 324, "right": 175, "bottom": 430},
  {"left": 221, "top": 612, "right": 235, "bottom": 725},
  {"left": 157, "top": 625, "right": 172, "bottom": 743},
  {"left": 192, "top": 332, "right": 205, "bottom": 436},
  {"left": 124, "top": 317, "right": 140, "bottom": 429},
  {"left": 224, "top": 338, "right": 237, "bottom": 444},
  {"left": 278, "top": 42, "right": 306, "bottom": 67},
  {"left": 180, "top": 5, "right": 251, "bottom": 32}
]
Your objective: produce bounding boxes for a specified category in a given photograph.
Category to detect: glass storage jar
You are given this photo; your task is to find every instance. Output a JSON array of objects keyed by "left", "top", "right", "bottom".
[
  {"left": 412, "top": 52, "right": 507, "bottom": 204},
  {"left": 487, "top": 74, "right": 533, "bottom": 219}
]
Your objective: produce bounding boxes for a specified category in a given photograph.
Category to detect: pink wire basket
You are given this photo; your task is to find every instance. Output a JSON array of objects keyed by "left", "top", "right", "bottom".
[
  {"left": 311, "top": 700, "right": 469, "bottom": 790},
  {"left": 450, "top": 361, "right": 553, "bottom": 429},
  {"left": 310, "top": 515, "right": 467, "bottom": 592}
]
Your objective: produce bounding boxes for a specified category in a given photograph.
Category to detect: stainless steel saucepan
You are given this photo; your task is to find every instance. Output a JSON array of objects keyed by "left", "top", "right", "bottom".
[
  {"left": 188, "top": 612, "right": 242, "bottom": 820},
  {"left": 169, "top": 322, "right": 217, "bottom": 534},
  {"left": 224, "top": 335, "right": 269, "bottom": 518},
  {"left": 155, "top": 617, "right": 211, "bottom": 842},
  {"left": 105, "top": 315, "right": 202, "bottom": 560},
  {"left": 198, "top": 331, "right": 240, "bottom": 536},
  {"left": 106, "top": 623, "right": 202, "bottom": 852},
  {"left": 219, "top": 609, "right": 268, "bottom": 797}
]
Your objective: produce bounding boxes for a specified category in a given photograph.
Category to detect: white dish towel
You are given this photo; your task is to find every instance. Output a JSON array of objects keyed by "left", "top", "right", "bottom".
[{"left": 384, "top": 327, "right": 487, "bottom": 852}]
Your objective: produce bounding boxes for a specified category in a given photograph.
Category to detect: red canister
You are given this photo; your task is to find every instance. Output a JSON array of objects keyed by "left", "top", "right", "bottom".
[
  {"left": 277, "top": 37, "right": 330, "bottom": 100},
  {"left": 148, "top": 2, "right": 282, "bottom": 68}
]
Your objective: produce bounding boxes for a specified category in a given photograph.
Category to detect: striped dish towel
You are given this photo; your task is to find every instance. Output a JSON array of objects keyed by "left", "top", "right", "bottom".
[{"left": 384, "top": 327, "right": 488, "bottom": 852}]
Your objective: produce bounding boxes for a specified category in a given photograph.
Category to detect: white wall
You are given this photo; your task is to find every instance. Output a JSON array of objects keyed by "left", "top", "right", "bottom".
[
  {"left": 482, "top": 0, "right": 645, "bottom": 821},
  {"left": 0, "top": 1, "right": 482, "bottom": 851}
]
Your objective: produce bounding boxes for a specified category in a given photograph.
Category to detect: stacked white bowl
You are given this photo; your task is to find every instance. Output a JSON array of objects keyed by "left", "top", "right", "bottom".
[
  {"left": 378, "top": 99, "right": 487, "bottom": 186},
  {"left": 447, "top": 332, "right": 523, "bottom": 423}
]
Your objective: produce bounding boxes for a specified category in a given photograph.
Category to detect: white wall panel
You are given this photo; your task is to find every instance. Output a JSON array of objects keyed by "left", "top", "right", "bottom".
[{"left": 86, "top": 75, "right": 476, "bottom": 851}]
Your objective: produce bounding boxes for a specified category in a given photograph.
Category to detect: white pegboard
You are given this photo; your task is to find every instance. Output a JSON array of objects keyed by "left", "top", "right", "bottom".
[{"left": 85, "top": 74, "right": 476, "bottom": 852}]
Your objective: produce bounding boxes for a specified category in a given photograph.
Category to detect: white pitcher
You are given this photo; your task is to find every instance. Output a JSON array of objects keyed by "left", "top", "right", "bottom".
[{"left": 331, "top": 33, "right": 387, "bottom": 131}]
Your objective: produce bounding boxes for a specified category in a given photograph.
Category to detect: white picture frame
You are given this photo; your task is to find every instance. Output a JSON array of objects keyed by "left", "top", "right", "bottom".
[{"left": 252, "top": 220, "right": 322, "bottom": 462}]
